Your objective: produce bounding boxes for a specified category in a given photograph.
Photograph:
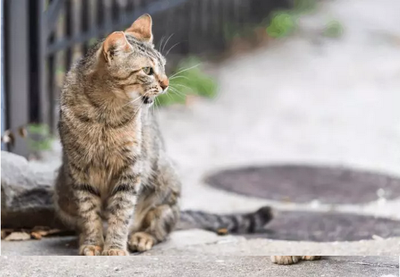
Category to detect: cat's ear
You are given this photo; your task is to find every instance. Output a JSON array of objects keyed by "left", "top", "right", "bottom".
[
  {"left": 125, "top": 14, "right": 153, "bottom": 43},
  {"left": 103, "top": 31, "right": 133, "bottom": 63}
]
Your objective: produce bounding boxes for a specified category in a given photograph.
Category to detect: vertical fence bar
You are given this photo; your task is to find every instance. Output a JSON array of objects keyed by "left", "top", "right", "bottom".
[
  {"left": 43, "top": 0, "right": 62, "bottom": 133},
  {"left": 179, "top": 2, "right": 189, "bottom": 55},
  {"left": 64, "top": 0, "right": 73, "bottom": 70},
  {"left": 89, "top": 0, "right": 97, "bottom": 42},
  {"left": 1, "top": 0, "right": 6, "bottom": 150},
  {"left": 4, "top": 0, "right": 30, "bottom": 156},
  {"left": 104, "top": 0, "right": 113, "bottom": 34},
  {"left": 111, "top": 0, "right": 119, "bottom": 24},
  {"left": 188, "top": 0, "right": 196, "bottom": 54},
  {"left": 47, "top": 0, "right": 57, "bottom": 133},
  {"left": 96, "top": 0, "right": 107, "bottom": 37},
  {"left": 118, "top": 0, "right": 127, "bottom": 27},
  {"left": 47, "top": 37, "right": 57, "bottom": 133},
  {"left": 126, "top": 0, "right": 134, "bottom": 14},
  {"left": 219, "top": 0, "right": 227, "bottom": 51},
  {"left": 81, "top": 0, "right": 90, "bottom": 54},
  {"left": 29, "top": 0, "right": 48, "bottom": 125},
  {"left": 72, "top": 0, "right": 80, "bottom": 61}
]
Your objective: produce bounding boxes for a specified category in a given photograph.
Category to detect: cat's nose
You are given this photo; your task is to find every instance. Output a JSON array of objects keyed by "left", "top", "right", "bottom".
[{"left": 159, "top": 78, "right": 169, "bottom": 91}]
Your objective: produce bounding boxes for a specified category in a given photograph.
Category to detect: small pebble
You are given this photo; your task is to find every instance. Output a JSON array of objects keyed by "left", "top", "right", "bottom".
[{"left": 372, "top": 234, "right": 384, "bottom": 240}]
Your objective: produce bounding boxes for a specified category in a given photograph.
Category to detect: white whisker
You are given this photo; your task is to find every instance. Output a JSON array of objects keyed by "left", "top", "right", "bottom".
[
  {"left": 169, "top": 75, "right": 190, "bottom": 81},
  {"left": 169, "top": 63, "right": 201, "bottom": 79},
  {"left": 165, "top": 41, "right": 182, "bottom": 56},
  {"left": 158, "top": 35, "right": 166, "bottom": 52},
  {"left": 162, "top": 33, "right": 174, "bottom": 54},
  {"left": 169, "top": 87, "right": 187, "bottom": 99},
  {"left": 173, "top": 83, "right": 191, "bottom": 92},
  {"left": 121, "top": 95, "right": 142, "bottom": 108}
]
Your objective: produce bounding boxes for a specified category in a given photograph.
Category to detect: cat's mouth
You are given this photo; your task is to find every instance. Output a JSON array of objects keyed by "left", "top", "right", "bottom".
[{"left": 142, "top": 96, "right": 154, "bottom": 104}]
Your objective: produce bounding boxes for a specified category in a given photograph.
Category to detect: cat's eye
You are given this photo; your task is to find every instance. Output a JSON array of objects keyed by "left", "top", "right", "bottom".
[{"left": 142, "top": 67, "right": 154, "bottom": 75}]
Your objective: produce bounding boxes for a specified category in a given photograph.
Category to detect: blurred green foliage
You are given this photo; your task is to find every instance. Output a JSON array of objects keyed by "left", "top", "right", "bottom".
[
  {"left": 323, "top": 20, "right": 344, "bottom": 38},
  {"left": 27, "top": 124, "right": 54, "bottom": 152},
  {"left": 265, "top": 0, "right": 314, "bottom": 38},
  {"left": 266, "top": 11, "right": 296, "bottom": 38},
  {"left": 265, "top": 0, "right": 317, "bottom": 38},
  {"left": 293, "top": 0, "right": 318, "bottom": 13},
  {"left": 157, "top": 57, "right": 217, "bottom": 106},
  {"left": 266, "top": 0, "right": 343, "bottom": 39}
]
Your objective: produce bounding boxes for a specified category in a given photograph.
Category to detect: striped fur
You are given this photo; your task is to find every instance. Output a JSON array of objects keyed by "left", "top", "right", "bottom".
[
  {"left": 54, "top": 14, "right": 273, "bottom": 256},
  {"left": 178, "top": 206, "right": 273, "bottom": 234}
]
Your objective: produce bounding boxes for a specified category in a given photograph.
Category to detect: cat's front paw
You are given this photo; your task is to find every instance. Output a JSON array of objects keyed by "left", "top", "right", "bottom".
[
  {"left": 128, "top": 232, "right": 155, "bottom": 252},
  {"left": 271, "top": 256, "right": 301, "bottom": 265},
  {"left": 102, "top": 248, "right": 129, "bottom": 256},
  {"left": 79, "top": 245, "right": 103, "bottom": 256},
  {"left": 270, "top": 256, "right": 321, "bottom": 265}
]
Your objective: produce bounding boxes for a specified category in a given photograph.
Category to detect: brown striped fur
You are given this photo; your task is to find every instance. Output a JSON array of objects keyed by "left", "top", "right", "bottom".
[{"left": 54, "top": 14, "right": 272, "bottom": 256}]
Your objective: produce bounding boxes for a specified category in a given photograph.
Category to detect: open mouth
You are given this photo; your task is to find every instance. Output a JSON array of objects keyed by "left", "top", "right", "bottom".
[{"left": 142, "top": 96, "right": 154, "bottom": 104}]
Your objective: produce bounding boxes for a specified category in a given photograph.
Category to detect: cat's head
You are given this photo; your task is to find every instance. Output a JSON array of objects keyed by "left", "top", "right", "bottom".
[{"left": 100, "top": 14, "right": 168, "bottom": 104}]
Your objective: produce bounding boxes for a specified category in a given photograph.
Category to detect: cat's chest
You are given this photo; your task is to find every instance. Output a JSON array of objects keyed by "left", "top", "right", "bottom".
[
  {"left": 88, "top": 125, "right": 142, "bottom": 166},
  {"left": 85, "top": 126, "right": 142, "bottom": 190}
]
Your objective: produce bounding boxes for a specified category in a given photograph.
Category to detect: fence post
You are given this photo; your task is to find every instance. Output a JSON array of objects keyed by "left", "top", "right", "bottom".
[
  {"left": 4, "top": 0, "right": 30, "bottom": 157},
  {"left": 1, "top": 0, "right": 5, "bottom": 150},
  {"left": 30, "top": 0, "right": 48, "bottom": 126}
]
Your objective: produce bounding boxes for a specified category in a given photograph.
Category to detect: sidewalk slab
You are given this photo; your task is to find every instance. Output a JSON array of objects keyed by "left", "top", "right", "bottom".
[
  {"left": 0, "top": 256, "right": 398, "bottom": 277},
  {"left": 2, "top": 230, "right": 400, "bottom": 256}
]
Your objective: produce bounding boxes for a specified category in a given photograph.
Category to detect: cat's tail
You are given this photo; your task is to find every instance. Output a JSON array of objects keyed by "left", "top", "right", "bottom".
[{"left": 177, "top": 206, "right": 273, "bottom": 234}]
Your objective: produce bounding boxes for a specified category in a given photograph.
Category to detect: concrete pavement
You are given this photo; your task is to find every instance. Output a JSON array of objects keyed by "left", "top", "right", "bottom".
[{"left": 0, "top": 256, "right": 398, "bottom": 277}]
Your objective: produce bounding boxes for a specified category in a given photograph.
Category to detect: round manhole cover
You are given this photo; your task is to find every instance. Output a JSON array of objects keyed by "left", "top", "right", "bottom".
[
  {"left": 205, "top": 165, "right": 400, "bottom": 204},
  {"left": 247, "top": 211, "right": 400, "bottom": 242}
]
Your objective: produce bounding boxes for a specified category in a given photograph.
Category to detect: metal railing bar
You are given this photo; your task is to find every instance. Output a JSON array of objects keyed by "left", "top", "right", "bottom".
[
  {"left": 45, "top": 0, "right": 65, "bottom": 38},
  {"left": 46, "top": 0, "right": 191, "bottom": 56}
]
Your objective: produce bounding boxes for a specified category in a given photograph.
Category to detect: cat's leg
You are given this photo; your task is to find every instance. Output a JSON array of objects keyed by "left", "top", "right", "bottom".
[
  {"left": 128, "top": 158, "right": 181, "bottom": 252},
  {"left": 74, "top": 184, "right": 104, "bottom": 256},
  {"left": 270, "top": 256, "right": 321, "bottom": 265},
  {"left": 102, "top": 167, "right": 141, "bottom": 256},
  {"left": 54, "top": 169, "right": 79, "bottom": 229},
  {"left": 128, "top": 203, "right": 179, "bottom": 252},
  {"left": 271, "top": 256, "right": 302, "bottom": 265},
  {"left": 54, "top": 167, "right": 104, "bottom": 256}
]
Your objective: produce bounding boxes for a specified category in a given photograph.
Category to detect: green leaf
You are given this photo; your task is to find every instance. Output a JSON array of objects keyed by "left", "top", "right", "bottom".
[{"left": 160, "top": 56, "right": 217, "bottom": 106}]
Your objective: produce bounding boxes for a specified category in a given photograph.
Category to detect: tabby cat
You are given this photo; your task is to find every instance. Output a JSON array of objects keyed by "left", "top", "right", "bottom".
[{"left": 54, "top": 14, "right": 272, "bottom": 256}]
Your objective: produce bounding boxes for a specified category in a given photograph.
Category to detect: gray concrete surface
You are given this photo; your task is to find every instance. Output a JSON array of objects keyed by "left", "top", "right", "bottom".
[
  {"left": 0, "top": 256, "right": 398, "bottom": 277},
  {"left": 2, "top": 230, "right": 400, "bottom": 256},
  {"left": 3, "top": 0, "right": 400, "bottom": 259}
]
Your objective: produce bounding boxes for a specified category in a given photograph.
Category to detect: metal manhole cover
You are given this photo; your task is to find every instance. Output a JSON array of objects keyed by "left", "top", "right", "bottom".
[{"left": 205, "top": 165, "right": 400, "bottom": 204}]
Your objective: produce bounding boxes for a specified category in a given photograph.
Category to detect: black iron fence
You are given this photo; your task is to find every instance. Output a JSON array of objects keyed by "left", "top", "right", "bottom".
[{"left": 3, "top": 0, "right": 291, "bottom": 157}]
